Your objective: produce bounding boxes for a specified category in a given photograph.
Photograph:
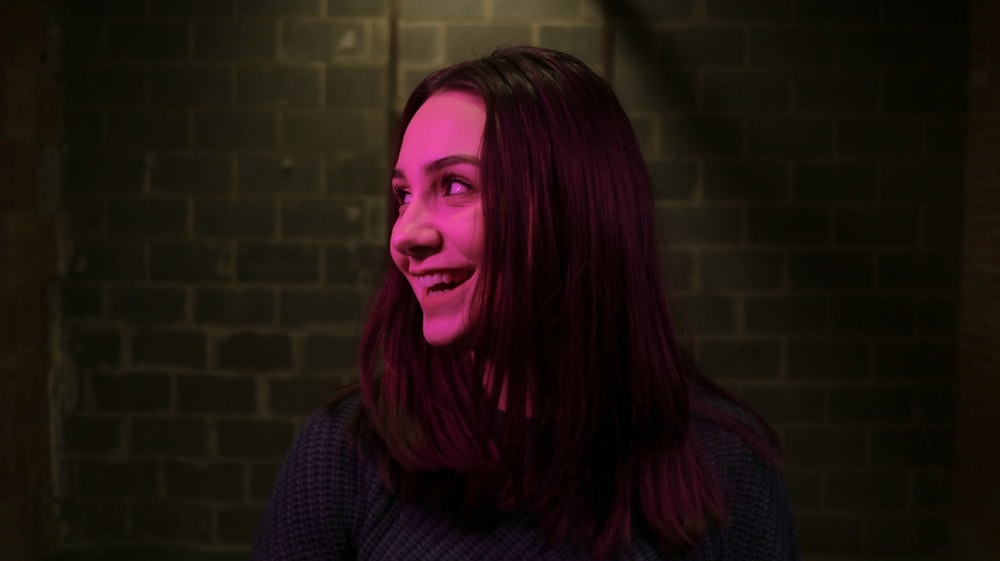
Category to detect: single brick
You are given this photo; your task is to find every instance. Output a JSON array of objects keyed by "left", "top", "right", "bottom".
[
  {"left": 150, "top": 241, "right": 234, "bottom": 282},
  {"left": 864, "top": 514, "right": 950, "bottom": 555},
  {"left": 795, "top": 514, "right": 862, "bottom": 554},
  {"left": 58, "top": 499, "right": 129, "bottom": 540},
  {"left": 217, "top": 418, "right": 296, "bottom": 459},
  {"left": 108, "top": 197, "right": 188, "bottom": 238},
  {"left": 746, "top": 205, "right": 831, "bottom": 245},
  {"left": 444, "top": 25, "right": 533, "bottom": 62},
  {"left": 698, "top": 338, "right": 782, "bottom": 380},
  {"left": 749, "top": 27, "right": 834, "bottom": 68},
  {"left": 789, "top": 252, "right": 872, "bottom": 290},
  {"left": 784, "top": 428, "right": 868, "bottom": 467},
  {"left": 66, "top": 66, "right": 146, "bottom": 106},
  {"left": 874, "top": 341, "right": 957, "bottom": 380},
  {"left": 662, "top": 115, "right": 743, "bottom": 157},
  {"left": 610, "top": 0, "right": 694, "bottom": 20},
  {"left": 150, "top": 66, "right": 233, "bottom": 107},
  {"left": 216, "top": 332, "right": 293, "bottom": 371},
  {"left": 793, "top": 163, "right": 877, "bottom": 202},
  {"left": 106, "top": 109, "right": 189, "bottom": 150},
  {"left": 177, "top": 374, "right": 258, "bottom": 413},
  {"left": 673, "top": 294, "right": 737, "bottom": 335},
  {"left": 282, "top": 198, "right": 364, "bottom": 239},
  {"left": 110, "top": 286, "right": 187, "bottom": 323},
  {"left": 62, "top": 416, "right": 121, "bottom": 455},
  {"left": 239, "top": 65, "right": 320, "bottom": 108},
  {"left": 250, "top": 463, "right": 282, "bottom": 500},
  {"left": 794, "top": 0, "right": 877, "bottom": 23},
  {"left": 69, "top": 242, "right": 145, "bottom": 282},
  {"left": 883, "top": 0, "right": 967, "bottom": 26},
  {"left": 926, "top": 32, "right": 967, "bottom": 69},
  {"left": 494, "top": 0, "right": 578, "bottom": 18},
  {"left": 282, "top": 21, "right": 368, "bottom": 61},
  {"left": 153, "top": 154, "right": 233, "bottom": 195},
  {"left": 237, "top": 242, "right": 320, "bottom": 283},
  {"left": 399, "top": 24, "right": 442, "bottom": 65},
  {"left": 838, "top": 30, "right": 924, "bottom": 69},
  {"left": 65, "top": 196, "right": 107, "bottom": 240},
  {"left": 614, "top": 67, "right": 698, "bottom": 112},
  {"left": 269, "top": 377, "right": 341, "bottom": 414},
  {"left": 328, "top": 0, "right": 386, "bottom": 16},
  {"left": 876, "top": 251, "right": 961, "bottom": 291},
  {"left": 164, "top": 461, "right": 244, "bottom": 500},
  {"left": 302, "top": 335, "right": 358, "bottom": 371},
  {"left": 328, "top": 154, "right": 387, "bottom": 195},
  {"left": 150, "top": 0, "right": 235, "bottom": 16},
  {"left": 660, "top": 205, "right": 742, "bottom": 245},
  {"left": 830, "top": 385, "right": 913, "bottom": 423},
  {"left": 239, "top": 155, "right": 321, "bottom": 194},
  {"left": 92, "top": 372, "right": 171, "bottom": 412},
  {"left": 131, "top": 500, "right": 213, "bottom": 541},
  {"left": 784, "top": 469, "right": 823, "bottom": 511},
  {"left": 745, "top": 296, "right": 829, "bottom": 334},
  {"left": 131, "top": 417, "right": 208, "bottom": 456},
  {"left": 62, "top": 22, "right": 106, "bottom": 65},
  {"left": 68, "top": 327, "right": 121, "bottom": 369},
  {"left": 925, "top": 117, "right": 965, "bottom": 158},
  {"left": 326, "top": 65, "right": 387, "bottom": 108},
  {"left": 654, "top": 27, "right": 744, "bottom": 67},
  {"left": 826, "top": 472, "right": 908, "bottom": 510},
  {"left": 283, "top": 109, "right": 385, "bottom": 151},
  {"left": 238, "top": 0, "right": 320, "bottom": 16},
  {"left": 831, "top": 297, "right": 915, "bottom": 336},
  {"left": 194, "top": 198, "right": 276, "bottom": 238},
  {"left": 882, "top": 163, "right": 964, "bottom": 203},
  {"left": 836, "top": 208, "right": 919, "bottom": 246},
  {"left": 702, "top": 250, "right": 784, "bottom": 290},
  {"left": 871, "top": 428, "right": 952, "bottom": 467},
  {"left": 703, "top": 161, "right": 786, "bottom": 201},
  {"left": 75, "top": 459, "right": 159, "bottom": 498},
  {"left": 914, "top": 384, "right": 956, "bottom": 423},
  {"left": 195, "top": 20, "right": 277, "bottom": 60},
  {"left": 195, "top": 288, "right": 275, "bottom": 325},
  {"left": 280, "top": 287, "right": 366, "bottom": 324},
  {"left": 218, "top": 505, "right": 264, "bottom": 543},
  {"left": 325, "top": 243, "right": 387, "bottom": 285},
  {"left": 883, "top": 71, "right": 966, "bottom": 114},
  {"left": 787, "top": 339, "right": 869, "bottom": 380},
  {"left": 916, "top": 296, "right": 960, "bottom": 335},
  {"left": 538, "top": 26, "right": 603, "bottom": 68},
  {"left": 795, "top": 71, "right": 878, "bottom": 113},
  {"left": 647, "top": 161, "right": 697, "bottom": 200},
  {"left": 747, "top": 117, "right": 833, "bottom": 158},
  {"left": 706, "top": 0, "right": 789, "bottom": 20},
  {"left": 400, "top": 0, "right": 483, "bottom": 18},
  {"left": 132, "top": 329, "right": 208, "bottom": 368},
  {"left": 912, "top": 469, "right": 951, "bottom": 509},
  {"left": 704, "top": 70, "right": 789, "bottom": 112},
  {"left": 740, "top": 385, "right": 826, "bottom": 423},
  {"left": 106, "top": 22, "right": 188, "bottom": 61},
  {"left": 195, "top": 110, "right": 276, "bottom": 150},
  {"left": 62, "top": 284, "right": 104, "bottom": 319},
  {"left": 64, "top": 153, "right": 145, "bottom": 194}
]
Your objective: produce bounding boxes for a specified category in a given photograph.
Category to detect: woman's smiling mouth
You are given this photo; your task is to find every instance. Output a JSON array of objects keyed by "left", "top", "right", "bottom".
[{"left": 415, "top": 269, "right": 475, "bottom": 295}]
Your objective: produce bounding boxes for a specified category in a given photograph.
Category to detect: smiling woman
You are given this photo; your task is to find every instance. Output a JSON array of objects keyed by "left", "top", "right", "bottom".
[{"left": 252, "top": 46, "right": 799, "bottom": 561}]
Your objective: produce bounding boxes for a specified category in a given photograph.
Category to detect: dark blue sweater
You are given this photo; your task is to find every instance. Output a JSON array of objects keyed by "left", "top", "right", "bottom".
[{"left": 252, "top": 393, "right": 799, "bottom": 560}]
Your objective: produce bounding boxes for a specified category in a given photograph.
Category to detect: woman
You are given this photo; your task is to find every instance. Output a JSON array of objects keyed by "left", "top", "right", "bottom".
[{"left": 252, "top": 46, "right": 798, "bottom": 560}]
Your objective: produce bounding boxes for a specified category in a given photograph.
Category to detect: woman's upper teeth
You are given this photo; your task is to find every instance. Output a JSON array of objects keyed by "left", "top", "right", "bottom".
[{"left": 416, "top": 271, "right": 468, "bottom": 288}]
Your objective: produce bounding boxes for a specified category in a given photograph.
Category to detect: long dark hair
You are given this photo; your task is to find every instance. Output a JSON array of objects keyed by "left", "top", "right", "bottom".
[{"left": 354, "top": 46, "right": 781, "bottom": 557}]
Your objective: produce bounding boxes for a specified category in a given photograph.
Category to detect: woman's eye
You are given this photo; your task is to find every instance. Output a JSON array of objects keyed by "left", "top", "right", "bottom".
[
  {"left": 392, "top": 186, "right": 412, "bottom": 205},
  {"left": 443, "top": 176, "right": 471, "bottom": 196}
]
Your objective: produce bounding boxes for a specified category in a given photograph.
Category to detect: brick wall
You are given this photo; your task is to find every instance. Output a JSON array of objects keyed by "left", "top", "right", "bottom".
[
  {"left": 951, "top": 0, "right": 1000, "bottom": 558},
  {"left": 0, "top": 0, "right": 61, "bottom": 559},
  {"left": 54, "top": 1, "right": 967, "bottom": 560}
]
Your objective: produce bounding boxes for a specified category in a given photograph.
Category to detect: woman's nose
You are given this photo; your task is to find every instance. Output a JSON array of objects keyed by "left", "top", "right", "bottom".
[{"left": 391, "top": 205, "right": 442, "bottom": 259}]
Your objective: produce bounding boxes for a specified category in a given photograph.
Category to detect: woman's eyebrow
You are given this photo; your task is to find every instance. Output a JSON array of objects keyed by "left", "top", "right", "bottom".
[{"left": 392, "top": 154, "right": 480, "bottom": 180}]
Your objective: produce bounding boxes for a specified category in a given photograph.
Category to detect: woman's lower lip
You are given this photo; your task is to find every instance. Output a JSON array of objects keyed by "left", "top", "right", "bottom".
[{"left": 419, "top": 279, "right": 469, "bottom": 311}]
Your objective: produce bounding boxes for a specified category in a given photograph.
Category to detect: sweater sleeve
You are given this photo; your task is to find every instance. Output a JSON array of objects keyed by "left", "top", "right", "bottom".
[{"left": 251, "top": 395, "right": 368, "bottom": 561}]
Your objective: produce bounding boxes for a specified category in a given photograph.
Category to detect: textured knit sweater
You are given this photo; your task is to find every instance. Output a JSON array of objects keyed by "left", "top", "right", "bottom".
[{"left": 251, "top": 392, "right": 799, "bottom": 560}]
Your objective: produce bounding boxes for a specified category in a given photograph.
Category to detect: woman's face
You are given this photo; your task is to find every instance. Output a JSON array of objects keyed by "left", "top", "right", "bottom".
[{"left": 390, "top": 90, "right": 486, "bottom": 346}]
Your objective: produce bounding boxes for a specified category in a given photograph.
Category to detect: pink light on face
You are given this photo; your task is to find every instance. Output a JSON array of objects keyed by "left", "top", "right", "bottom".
[{"left": 390, "top": 91, "right": 486, "bottom": 346}]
